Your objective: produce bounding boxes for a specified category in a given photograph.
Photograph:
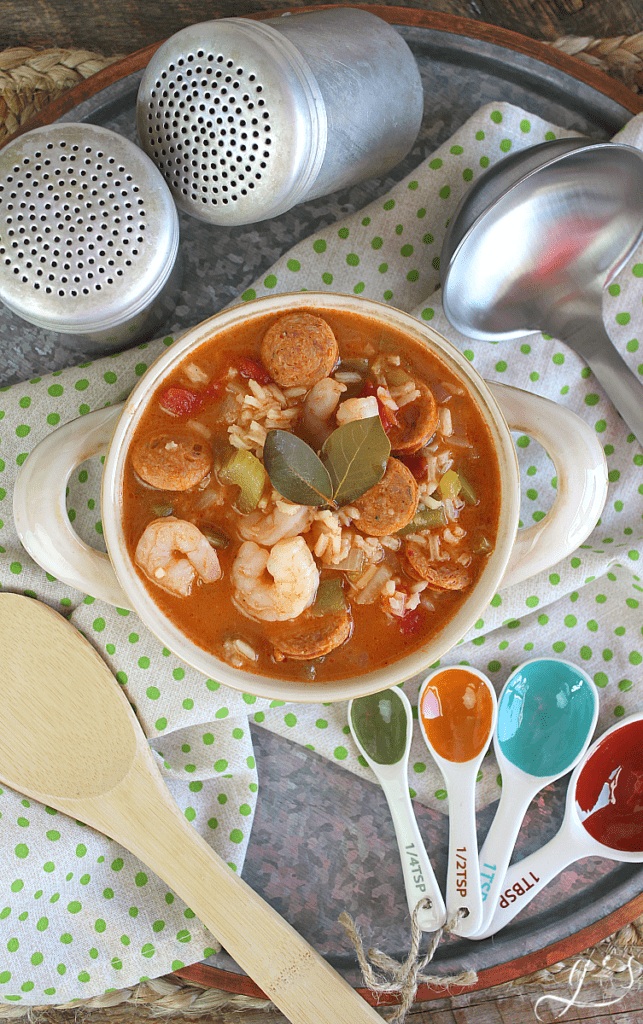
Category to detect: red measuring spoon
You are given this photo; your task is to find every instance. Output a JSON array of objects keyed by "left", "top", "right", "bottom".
[{"left": 473, "top": 712, "right": 643, "bottom": 939}]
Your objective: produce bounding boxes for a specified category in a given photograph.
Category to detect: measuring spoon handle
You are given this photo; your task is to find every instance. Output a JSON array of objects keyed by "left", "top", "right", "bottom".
[
  {"left": 445, "top": 769, "right": 483, "bottom": 936},
  {"left": 471, "top": 823, "right": 588, "bottom": 940},
  {"left": 475, "top": 780, "right": 535, "bottom": 935},
  {"left": 380, "top": 777, "right": 446, "bottom": 931}
]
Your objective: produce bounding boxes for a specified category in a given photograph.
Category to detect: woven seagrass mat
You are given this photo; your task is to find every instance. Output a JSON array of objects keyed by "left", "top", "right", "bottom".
[
  {"left": 0, "top": 48, "right": 124, "bottom": 147},
  {"left": 2, "top": 30, "right": 643, "bottom": 146},
  {"left": 2, "top": 31, "right": 643, "bottom": 1024},
  {"left": 0, "top": 921, "right": 641, "bottom": 1021}
]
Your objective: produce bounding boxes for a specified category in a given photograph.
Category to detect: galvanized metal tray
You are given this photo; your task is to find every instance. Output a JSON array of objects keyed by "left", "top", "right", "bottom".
[{"left": 2, "top": 8, "right": 642, "bottom": 1003}]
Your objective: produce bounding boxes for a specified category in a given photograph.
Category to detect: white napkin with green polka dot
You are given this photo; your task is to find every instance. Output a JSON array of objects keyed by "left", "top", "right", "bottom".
[{"left": 1, "top": 100, "right": 642, "bottom": 1005}]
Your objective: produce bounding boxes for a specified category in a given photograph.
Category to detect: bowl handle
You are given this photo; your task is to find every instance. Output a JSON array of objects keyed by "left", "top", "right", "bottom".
[
  {"left": 13, "top": 403, "right": 132, "bottom": 608},
  {"left": 14, "top": 385, "right": 608, "bottom": 603},
  {"left": 488, "top": 381, "right": 608, "bottom": 590}
]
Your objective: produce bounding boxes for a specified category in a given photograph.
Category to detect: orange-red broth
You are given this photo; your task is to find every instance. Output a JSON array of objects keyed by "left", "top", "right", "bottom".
[{"left": 122, "top": 309, "right": 501, "bottom": 682}]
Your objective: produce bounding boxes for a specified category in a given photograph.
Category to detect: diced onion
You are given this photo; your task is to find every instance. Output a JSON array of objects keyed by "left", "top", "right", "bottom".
[
  {"left": 427, "top": 534, "right": 441, "bottom": 561},
  {"left": 184, "top": 362, "right": 209, "bottom": 385},
  {"left": 432, "top": 382, "right": 452, "bottom": 403},
  {"left": 353, "top": 565, "right": 393, "bottom": 605},
  {"left": 328, "top": 547, "right": 366, "bottom": 573},
  {"left": 438, "top": 406, "right": 453, "bottom": 437}
]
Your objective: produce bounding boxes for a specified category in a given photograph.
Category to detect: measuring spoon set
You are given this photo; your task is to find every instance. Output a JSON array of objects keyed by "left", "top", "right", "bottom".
[{"left": 348, "top": 656, "right": 643, "bottom": 939}]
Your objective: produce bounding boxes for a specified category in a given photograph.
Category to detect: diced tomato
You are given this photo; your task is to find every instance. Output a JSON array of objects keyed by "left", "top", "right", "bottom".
[
  {"left": 401, "top": 453, "right": 427, "bottom": 481},
  {"left": 159, "top": 386, "right": 202, "bottom": 417},
  {"left": 357, "top": 381, "right": 376, "bottom": 399},
  {"left": 398, "top": 605, "right": 429, "bottom": 637},
  {"left": 357, "top": 380, "right": 398, "bottom": 434},
  {"left": 236, "top": 357, "right": 273, "bottom": 385},
  {"left": 377, "top": 396, "right": 399, "bottom": 434},
  {"left": 203, "top": 377, "right": 225, "bottom": 400}
]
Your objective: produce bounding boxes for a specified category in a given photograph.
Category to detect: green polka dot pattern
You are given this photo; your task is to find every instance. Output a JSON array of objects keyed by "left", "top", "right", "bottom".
[
  {"left": 1, "top": 101, "right": 643, "bottom": 1002},
  {"left": 0, "top": 389, "right": 261, "bottom": 1007}
]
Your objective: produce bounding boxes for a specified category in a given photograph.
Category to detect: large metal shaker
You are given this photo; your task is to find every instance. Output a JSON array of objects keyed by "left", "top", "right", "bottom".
[{"left": 136, "top": 8, "right": 423, "bottom": 225}]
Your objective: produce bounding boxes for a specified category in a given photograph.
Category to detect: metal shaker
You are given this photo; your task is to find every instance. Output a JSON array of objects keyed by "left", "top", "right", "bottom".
[
  {"left": 136, "top": 7, "right": 423, "bottom": 225},
  {"left": 0, "top": 123, "right": 180, "bottom": 354}
]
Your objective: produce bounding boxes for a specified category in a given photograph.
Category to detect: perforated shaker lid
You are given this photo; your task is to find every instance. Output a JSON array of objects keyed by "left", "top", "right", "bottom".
[
  {"left": 0, "top": 123, "right": 179, "bottom": 333},
  {"left": 136, "top": 19, "right": 327, "bottom": 226}
]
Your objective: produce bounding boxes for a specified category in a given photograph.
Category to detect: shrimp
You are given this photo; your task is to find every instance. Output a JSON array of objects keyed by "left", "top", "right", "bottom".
[
  {"left": 231, "top": 536, "right": 319, "bottom": 621},
  {"left": 238, "top": 501, "right": 314, "bottom": 545},
  {"left": 303, "top": 377, "right": 346, "bottom": 446},
  {"left": 135, "top": 517, "right": 222, "bottom": 597},
  {"left": 335, "top": 395, "right": 379, "bottom": 426}
]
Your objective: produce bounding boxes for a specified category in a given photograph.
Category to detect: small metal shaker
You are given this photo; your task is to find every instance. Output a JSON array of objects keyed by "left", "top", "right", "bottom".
[
  {"left": 0, "top": 123, "right": 181, "bottom": 355},
  {"left": 136, "top": 7, "right": 423, "bottom": 225}
]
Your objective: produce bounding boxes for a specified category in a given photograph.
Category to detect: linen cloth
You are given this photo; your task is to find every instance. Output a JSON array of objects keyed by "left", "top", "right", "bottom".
[{"left": 0, "top": 100, "right": 642, "bottom": 1004}]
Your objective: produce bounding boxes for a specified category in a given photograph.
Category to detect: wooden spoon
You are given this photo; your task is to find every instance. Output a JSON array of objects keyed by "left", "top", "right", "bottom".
[{"left": 0, "top": 594, "right": 382, "bottom": 1024}]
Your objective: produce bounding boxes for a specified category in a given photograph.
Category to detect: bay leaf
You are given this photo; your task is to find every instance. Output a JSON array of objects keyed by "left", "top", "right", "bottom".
[
  {"left": 263, "top": 429, "right": 334, "bottom": 507},
  {"left": 321, "top": 416, "right": 391, "bottom": 506}
]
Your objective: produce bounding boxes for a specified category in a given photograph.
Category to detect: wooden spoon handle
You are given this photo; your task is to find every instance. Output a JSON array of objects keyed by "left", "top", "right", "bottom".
[
  {"left": 57, "top": 742, "right": 383, "bottom": 1024},
  {"left": 0, "top": 595, "right": 382, "bottom": 1022}
]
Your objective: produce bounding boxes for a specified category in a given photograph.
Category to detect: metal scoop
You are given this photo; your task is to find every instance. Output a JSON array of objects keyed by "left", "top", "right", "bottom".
[{"left": 440, "top": 139, "right": 643, "bottom": 447}]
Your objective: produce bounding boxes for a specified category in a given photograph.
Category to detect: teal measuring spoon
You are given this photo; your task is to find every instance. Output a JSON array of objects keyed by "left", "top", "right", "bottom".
[
  {"left": 348, "top": 688, "right": 446, "bottom": 931},
  {"left": 473, "top": 658, "right": 599, "bottom": 937}
]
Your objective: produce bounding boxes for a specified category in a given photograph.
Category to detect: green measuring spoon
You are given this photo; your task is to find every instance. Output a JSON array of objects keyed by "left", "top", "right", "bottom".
[{"left": 349, "top": 687, "right": 446, "bottom": 931}]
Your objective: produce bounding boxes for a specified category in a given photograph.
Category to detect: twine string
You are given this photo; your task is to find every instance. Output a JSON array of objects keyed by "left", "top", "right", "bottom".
[{"left": 340, "top": 899, "right": 477, "bottom": 1024}]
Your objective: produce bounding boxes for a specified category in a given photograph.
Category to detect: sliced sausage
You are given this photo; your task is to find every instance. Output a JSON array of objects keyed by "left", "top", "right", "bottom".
[
  {"left": 353, "top": 457, "right": 419, "bottom": 537},
  {"left": 388, "top": 382, "right": 438, "bottom": 454},
  {"left": 405, "top": 542, "right": 470, "bottom": 591},
  {"left": 272, "top": 609, "right": 352, "bottom": 660},
  {"left": 130, "top": 432, "right": 212, "bottom": 491},
  {"left": 261, "top": 313, "right": 339, "bottom": 389}
]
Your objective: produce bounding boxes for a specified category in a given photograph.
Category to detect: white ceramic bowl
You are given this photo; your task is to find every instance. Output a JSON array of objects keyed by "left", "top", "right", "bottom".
[{"left": 14, "top": 292, "right": 608, "bottom": 703}]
